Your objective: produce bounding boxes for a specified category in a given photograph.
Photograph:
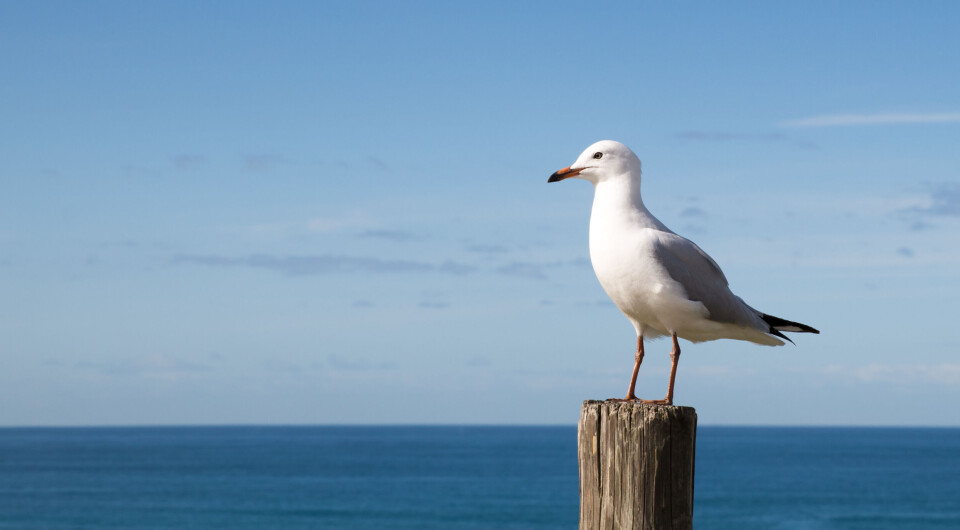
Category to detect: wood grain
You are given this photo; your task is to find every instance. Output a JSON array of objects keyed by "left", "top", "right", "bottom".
[{"left": 578, "top": 401, "right": 697, "bottom": 530}]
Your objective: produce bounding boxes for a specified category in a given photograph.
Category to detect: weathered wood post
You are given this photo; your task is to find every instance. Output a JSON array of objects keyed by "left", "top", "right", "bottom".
[{"left": 578, "top": 400, "right": 697, "bottom": 530}]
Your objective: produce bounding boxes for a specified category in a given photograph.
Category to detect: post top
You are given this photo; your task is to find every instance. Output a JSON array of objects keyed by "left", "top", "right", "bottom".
[{"left": 583, "top": 399, "right": 697, "bottom": 414}]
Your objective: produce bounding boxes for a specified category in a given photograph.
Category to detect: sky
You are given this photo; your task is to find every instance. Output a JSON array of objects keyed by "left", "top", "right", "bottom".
[{"left": 2, "top": 1, "right": 959, "bottom": 426}]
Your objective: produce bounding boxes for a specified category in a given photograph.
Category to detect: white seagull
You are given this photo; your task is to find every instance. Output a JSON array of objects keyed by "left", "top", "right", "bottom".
[{"left": 549, "top": 140, "right": 818, "bottom": 405}]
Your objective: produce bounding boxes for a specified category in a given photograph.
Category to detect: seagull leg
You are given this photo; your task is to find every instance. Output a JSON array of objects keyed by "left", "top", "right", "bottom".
[
  {"left": 664, "top": 333, "right": 681, "bottom": 404},
  {"left": 607, "top": 336, "right": 644, "bottom": 402},
  {"left": 640, "top": 333, "right": 680, "bottom": 406}
]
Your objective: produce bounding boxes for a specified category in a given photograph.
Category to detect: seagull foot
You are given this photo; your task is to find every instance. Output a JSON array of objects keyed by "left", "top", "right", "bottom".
[
  {"left": 638, "top": 398, "right": 673, "bottom": 406},
  {"left": 605, "top": 395, "right": 674, "bottom": 405}
]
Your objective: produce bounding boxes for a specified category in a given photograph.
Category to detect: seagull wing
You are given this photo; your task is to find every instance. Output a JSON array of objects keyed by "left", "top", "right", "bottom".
[{"left": 651, "top": 233, "right": 765, "bottom": 329}]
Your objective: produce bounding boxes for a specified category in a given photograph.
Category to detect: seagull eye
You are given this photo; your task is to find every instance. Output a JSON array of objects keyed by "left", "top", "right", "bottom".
[{"left": 593, "top": 152, "right": 603, "bottom": 159}]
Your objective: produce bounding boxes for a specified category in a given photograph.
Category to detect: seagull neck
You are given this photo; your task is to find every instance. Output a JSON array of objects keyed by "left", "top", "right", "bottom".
[{"left": 591, "top": 177, "right": 664, "bottom": 229}]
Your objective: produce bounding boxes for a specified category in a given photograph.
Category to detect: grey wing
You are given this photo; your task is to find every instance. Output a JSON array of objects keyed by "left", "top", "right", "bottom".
[{"left": 651, "top": 233, "right": 765, "bottom": 328}]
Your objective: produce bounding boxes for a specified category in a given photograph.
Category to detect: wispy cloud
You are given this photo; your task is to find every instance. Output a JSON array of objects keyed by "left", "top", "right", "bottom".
[
  {"left": 679, "top": 206, "right": 708, "bottom": 219},
  {"left": 330, "top": 155, "right": 393, "bottom": 174},
  {"left": 243, "top": 214, "right": 384, "bottom": 239},
  {"left": 897, "top": 182, "right": 960, "bottom": 227},
  {"left": 173, "top": 253, "right": 476, "bottom": 276},
  {"left": 327, "top": 354, "right": 398, "bottom": 372},
  {"left": 496, "top": 262, "right": 548, "bottom": 280},
  {"left": 795, "top": 363, "right": 960, "bottom": 386},
  {"left": 920, "top": 183, "right": 960, "bottom": 217},
  {"left": 495, "top": 258, "right": 589, "bottom": 280},
  {"left": 466, "top": 243, "right": 511, "bottom": 255},
  {"left": 687, "top": 365, "right": 747, "bottom": 378},
  {"left": 364, "top": 156, "right": 391, "bottom": 172},
  {"left": 76, "top": 354, "right": 211, "bottom": 380},
  {"left": 419, "top": 300, "right": 450, "bottom": 309},
  {"left": 95, "top": 239, "right": 139, "bottom": 250},
  {"left": 781, "top": 112, "right": 960, "bottom": 128},
  {"left": 172, "top": 154, "right": 205, "bottom": 170},
  {"left": 357, "top": 229, "right": 420, "bottom": 242},
  {"left": 305, "top": 214, "right": 373, "bottom": 234},
  {"left": 437, "top": 261, "right": 476, "bottom": 275},
  {"left": 120, "top": 164, "right": 159, "bottom": 179},
  {"left": 574, "top": 299, "right": 615, "bottom": 308},
  {"left": 465, "top": 356, "right": 492, "bottom": 367},
  {"left": 245, "top": 154, "right": 286, "bottom": 172},
  {"left": 678, "top": 131, "right": 816, "bottom": 148}
]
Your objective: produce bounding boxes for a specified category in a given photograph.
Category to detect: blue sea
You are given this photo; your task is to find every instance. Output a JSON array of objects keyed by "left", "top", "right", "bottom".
[{"left": 1, "top": 426, "right": 959, "bottom": 529}]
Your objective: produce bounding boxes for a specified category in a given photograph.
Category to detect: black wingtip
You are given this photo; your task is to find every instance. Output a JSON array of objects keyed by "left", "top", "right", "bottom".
[
  {"left": 770, "top": 328, "right": 795, "bottom": 344},
  {"left": 761, "top": 313, "right": 820, "bottom": 337}
]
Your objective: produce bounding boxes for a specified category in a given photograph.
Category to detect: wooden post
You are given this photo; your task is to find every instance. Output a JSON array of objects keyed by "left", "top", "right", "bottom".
[{"left": 578, "top": 400, "right": 697, "bottom": 530}]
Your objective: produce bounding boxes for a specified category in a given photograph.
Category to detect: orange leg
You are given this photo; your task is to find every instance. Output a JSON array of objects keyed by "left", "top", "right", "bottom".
[
  {"left": 607, "top": 336, "right": 644, "bottom": 402},
  {"left": 639, "top": 333, "right": 680, "bottom": 406}
]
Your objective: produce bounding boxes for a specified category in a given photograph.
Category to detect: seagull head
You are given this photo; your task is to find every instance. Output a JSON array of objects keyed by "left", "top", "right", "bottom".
[{"left": 548, "top": 140, "right": 642, "bottom": 185}]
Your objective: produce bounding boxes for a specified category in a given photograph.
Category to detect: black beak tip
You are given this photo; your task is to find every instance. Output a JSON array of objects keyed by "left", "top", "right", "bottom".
[{"left": 548, "top": 166, "right": 582, "bottom": 183}]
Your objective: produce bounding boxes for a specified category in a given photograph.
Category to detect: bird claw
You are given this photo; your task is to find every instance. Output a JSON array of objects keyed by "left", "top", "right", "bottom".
[
  {"left": 638, "top": 398, "right": 672, "bottom": 406},
  {"left": 605, "top": 396, "right": 673, "bottom": 405},
  {"left": 605, "top": 384, "right": 675, "bottom": 405}
]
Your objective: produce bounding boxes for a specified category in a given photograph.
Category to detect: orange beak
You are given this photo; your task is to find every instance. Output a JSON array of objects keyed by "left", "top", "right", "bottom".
[{"left": 547, "top": 166, "right": 584, "bottom": 183}]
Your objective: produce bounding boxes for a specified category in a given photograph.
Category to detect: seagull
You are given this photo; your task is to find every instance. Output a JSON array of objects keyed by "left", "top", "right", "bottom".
[{"left": 548, "top": 140, "right": 818, "bottom": 405}]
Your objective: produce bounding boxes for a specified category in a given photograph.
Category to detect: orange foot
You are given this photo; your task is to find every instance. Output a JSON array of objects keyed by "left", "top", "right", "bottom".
[{"left": 638, "top": 398, "right": 672, "bottom": 405}]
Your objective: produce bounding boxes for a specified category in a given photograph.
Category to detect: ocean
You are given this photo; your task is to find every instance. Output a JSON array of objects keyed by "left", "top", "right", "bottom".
[{"left": 1, "top": 425, "right": 958, "bottom": 529}]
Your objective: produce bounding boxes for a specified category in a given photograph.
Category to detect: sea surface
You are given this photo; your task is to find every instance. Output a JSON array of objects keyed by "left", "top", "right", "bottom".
[{"left": 1, "top": 425, "right": 958, "bottom": 529}]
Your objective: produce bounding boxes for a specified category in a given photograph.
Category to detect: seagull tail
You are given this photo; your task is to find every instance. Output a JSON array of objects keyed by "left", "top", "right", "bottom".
[{"left": 761, "top": 313, "right": 820, "bottom": 344}]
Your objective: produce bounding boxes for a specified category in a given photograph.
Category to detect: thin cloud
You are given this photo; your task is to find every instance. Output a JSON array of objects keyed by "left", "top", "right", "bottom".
[
  {"left": 794, "top": 363, "right": 960, "bottom": 386},
  {"left": 39, "top": 168, "right": 62, "bottom": 180},
  {"left": 76, "top": 354, "right": 211, "bottom": 380},
  {"left": 496, "top": 262, "right": 547, "bottom": 279},
  {"left": 466, "top": 243, "right": 511, "bottom": 255},
  {"left": 923, "top": 183, "right": 960, "bottom": 216},
  {"left": 855, "top": 363, "right": 960, "bottom": 385},
  {"left": 261, "top": 359, "right": 306, "bottom": 373},
  {"left": 121, "top": 164, "right": 159, "bottom": 179},
  {"left": 679, "top": 206, "right": 708, "bottom": 219},
  {"left": 364, "top": 156, "right": 391, "bottom": 172},
  {"left": 575, "top": 299, "right": 615, "bottom": 308},
  {"left": 305, "top": 214, "right": 374, "bottom": 234},
  {"left": 900, "top": 182, "right": 960, "bottom": 221},
  {"left": 495, "top": 258, "right": 590, "bottom": 280},
  {"left": 677, "top": 131, "right": 816, "bottom": 149},
  {"left": 464, "top": 356, "right": 492, "bottom": 367},
  {"left": 95, "top": 239, "right": 139, "bottom": 249},
  {"left": 327, "top": 354, "right": 398, "bottom": 372},
  {"left": 173, "top": 154, "right": 205, "bottom": 170},
  {"left": 357, "top": 229, "right": 420, "bottom": 242},
  {"left": 173, "top": 253, "right": 475, "bottom": 276},
  {"left": 244, "top": 214, "right": 377, "bottom": 238},
  {"left": 781, "top": 112, "right": 960, "bottom": 128},
  {"left": 437, "top": 260, "right": 476, "bottom": 275},
  {"left": 245, "top": 154, "right": 286, "bottom": 172}
]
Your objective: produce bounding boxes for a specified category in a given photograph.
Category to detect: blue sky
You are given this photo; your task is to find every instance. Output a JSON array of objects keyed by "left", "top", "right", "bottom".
[{"left": 2, "top": 1, "right": 959, "bottom": 426}]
